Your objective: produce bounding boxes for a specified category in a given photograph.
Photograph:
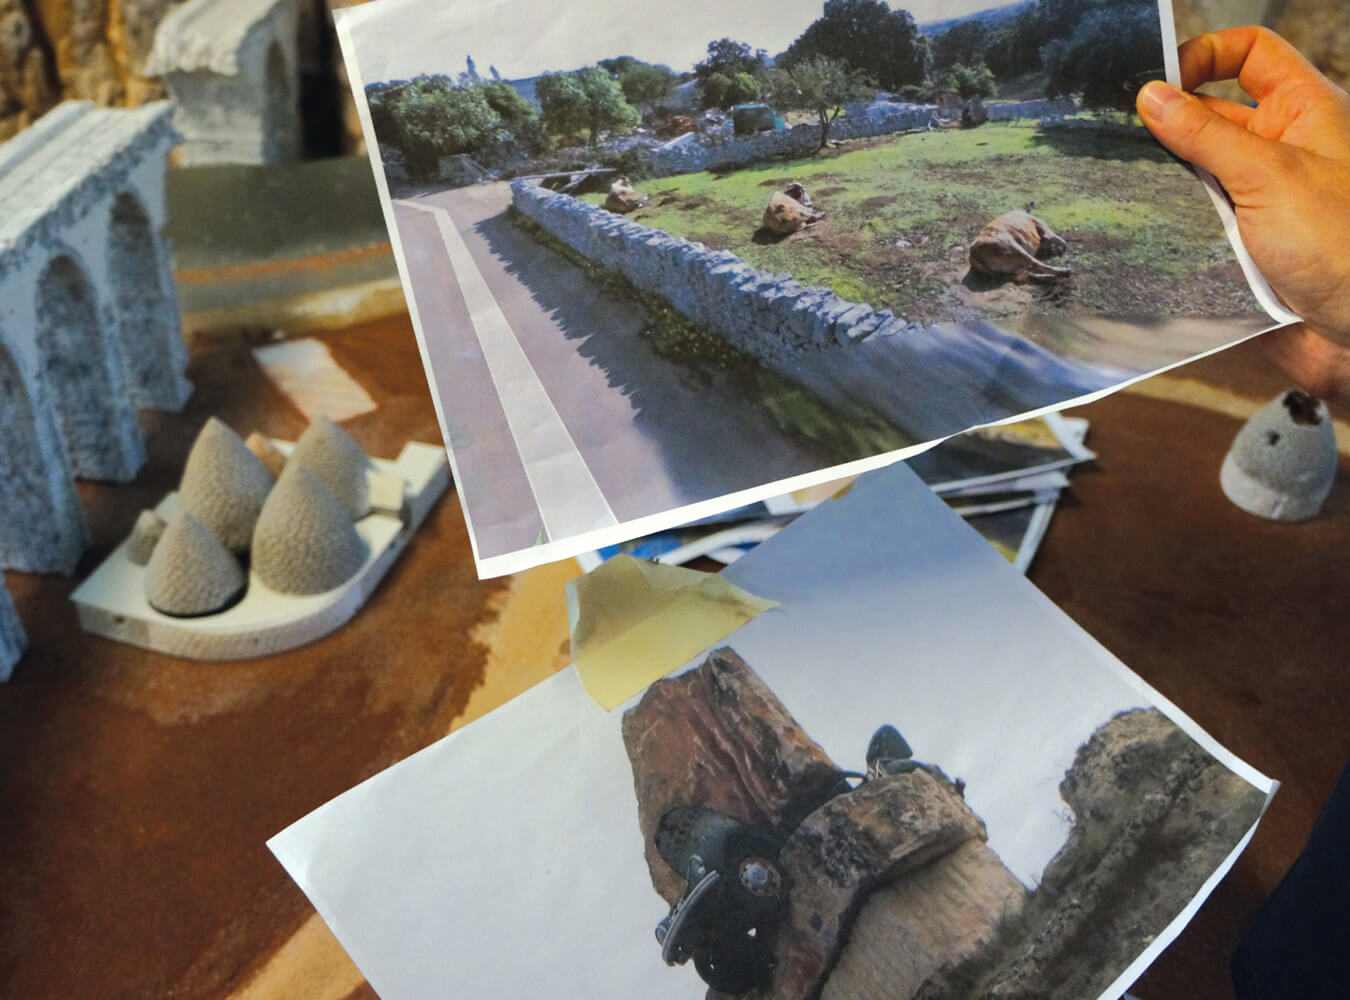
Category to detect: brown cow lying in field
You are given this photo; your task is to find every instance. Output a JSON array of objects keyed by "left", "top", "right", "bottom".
[
  {"left": 604, "top": 177, "right": 648, "bottom": 214},
  {"left": 762, "top": 182, "right": 824, "bottom": 237},
  {"left": 968, "top": 209, "right": 1070, "bottom": 283}
]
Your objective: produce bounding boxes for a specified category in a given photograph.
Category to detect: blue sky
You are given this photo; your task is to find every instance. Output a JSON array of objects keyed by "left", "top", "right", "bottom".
[{"left": 340, "top": 0, "right": 1020, "bottom": 86}]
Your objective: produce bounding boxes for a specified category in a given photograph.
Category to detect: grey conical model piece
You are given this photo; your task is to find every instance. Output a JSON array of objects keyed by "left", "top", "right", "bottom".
[
  {"left": 125, "top": 509, "right": 167, "bottom": 566},
  {"left": 145, "top": 511, "right": 247, "bottom": 617},
  {"left": 287, "top": 416, "right": 372, "bottom": 519},
  {"left": 252, "top": 464, "right": 368, "bottom": 595},
  {"left": 178, "top": 418, "right": 276, "bottom": 551},
  {"left": 1220, "top": 389, "right": 1337, "bottom": 522}
]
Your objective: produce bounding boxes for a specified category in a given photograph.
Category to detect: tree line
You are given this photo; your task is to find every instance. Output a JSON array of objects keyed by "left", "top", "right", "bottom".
[{"left": 367, "top": 0, "right": 1163, "bottom": 179}]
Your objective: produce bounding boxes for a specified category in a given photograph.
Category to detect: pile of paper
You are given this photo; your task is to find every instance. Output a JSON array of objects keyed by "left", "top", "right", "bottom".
[{"left": 578, "top": 413, "right": 1094, "bottom": 575}]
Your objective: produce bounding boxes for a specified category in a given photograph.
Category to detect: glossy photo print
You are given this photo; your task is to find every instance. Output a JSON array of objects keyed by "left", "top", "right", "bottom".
[
  {"left": 333, "top": 0, "right": 1293, "bottom": 576},
  {"left": 270, "top": 460, "right": 1275, "bottom": 1000}
]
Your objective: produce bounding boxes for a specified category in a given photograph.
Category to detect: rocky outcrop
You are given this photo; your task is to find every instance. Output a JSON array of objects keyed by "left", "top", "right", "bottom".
[
  {"left": 823, "top": 839, "right": 1027, "bottom": 1000},
  {"left": 622, "top": 647, "right": 846, "bottom": 905},
  {"left": 0, "top": 0, "right": 57, "bottom": 139},
  {"left": 0, "top": 0, "right": 184, "bottom": 140},
  {"left": 770, "top": 771, "right": 997, "bottom": 1000},
  {"left": 915, "top": 708, "right": 1269, "bottom": 1000},
  {"left": 623, "top": 649, "right": 1027, "bottom": 1000}
]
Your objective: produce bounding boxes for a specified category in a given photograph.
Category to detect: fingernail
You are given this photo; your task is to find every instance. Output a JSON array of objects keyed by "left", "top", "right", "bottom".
[{"left": 1140, "top": 81, "right": 1184, "bottom": 121}]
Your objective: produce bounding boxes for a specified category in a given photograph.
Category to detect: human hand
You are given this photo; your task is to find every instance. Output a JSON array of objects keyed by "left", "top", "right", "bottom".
[{"left": 1137, "top": 27, "right": 1350, "bottom": 400}]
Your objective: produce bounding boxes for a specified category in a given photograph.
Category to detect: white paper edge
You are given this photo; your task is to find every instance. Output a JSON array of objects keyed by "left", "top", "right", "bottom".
[
  {"left": 336, "top": 3, "right": 1298, "bottom": 581},
  {"left": 1012, "top": 492, "right": 1057, "bottom": 573}
]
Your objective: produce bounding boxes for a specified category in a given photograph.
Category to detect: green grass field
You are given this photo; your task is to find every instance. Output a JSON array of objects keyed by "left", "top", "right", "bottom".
[{"left": 581, "top": 123, "right": 1261, "bottom": 325}]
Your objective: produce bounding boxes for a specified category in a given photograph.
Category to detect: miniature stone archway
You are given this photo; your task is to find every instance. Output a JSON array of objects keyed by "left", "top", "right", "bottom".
[
  {"left": 147, "top": 0, "right": 301, "bottom": 165},
  {"left": 0, "top": 340, "right": 87, "bottom": 575},
  {"left": 34, "top": 254, "right": 147, "bottom": 482},
  {"left": 107, "top": 190, "right": 190, "bottom": 409},
  {"left": 0, "top": 101, "right": 181, "bottom": 583}
]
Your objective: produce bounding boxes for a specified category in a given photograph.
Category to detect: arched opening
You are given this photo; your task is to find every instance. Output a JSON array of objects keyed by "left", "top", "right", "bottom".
[
  {"left": 108, "top": 191, "right": 183, "bottom": 410},
  {"left": 0, "top": 343, "right": 85, "bottom": 574},
  {"left": 262, "top": 41, "right": 298, "bottom": 163},
  {"left": 35, "top": 255, "right": 145, "bottom": 482}
]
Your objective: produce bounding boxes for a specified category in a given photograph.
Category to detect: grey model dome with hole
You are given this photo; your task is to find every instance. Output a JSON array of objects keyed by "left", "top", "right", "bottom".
[
  {"left": 287, "top": 416, "right": 372, "bottom": 519},
  {"left": 125, "top": 509, "right": 167, "bottom": 566},
  {"left": 145, "top": 511, "right": 247, "bottom": 617},
  {"left": 1220, "top": 389, "right": 1337, "bottom": 522},
  {"left": 178, "top": 418, "right": 276, "bottom": 550},
  {"left": 251, "top": 464, "right": 368, "bottom": 595}
]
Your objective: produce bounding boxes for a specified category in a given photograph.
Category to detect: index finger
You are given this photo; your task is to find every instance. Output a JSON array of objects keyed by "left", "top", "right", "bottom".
[{"left": 1179, "top": 26, "right": 1324, "bottom": 100}]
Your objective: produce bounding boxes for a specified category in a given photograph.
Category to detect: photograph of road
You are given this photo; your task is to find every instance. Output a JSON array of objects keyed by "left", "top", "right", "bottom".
[{"left": 335, "top": 0, "right": 1290, "bottom": 576}]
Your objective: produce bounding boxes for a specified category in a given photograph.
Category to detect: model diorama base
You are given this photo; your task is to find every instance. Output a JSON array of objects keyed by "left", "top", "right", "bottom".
[{"left": 70, "top": 441, "right": 449, "bottom": 661}]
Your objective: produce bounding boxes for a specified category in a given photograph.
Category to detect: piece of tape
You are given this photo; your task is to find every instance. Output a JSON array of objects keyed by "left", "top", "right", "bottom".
[{"left": 566, "top": 555, "right": 778, "bottom": 710}]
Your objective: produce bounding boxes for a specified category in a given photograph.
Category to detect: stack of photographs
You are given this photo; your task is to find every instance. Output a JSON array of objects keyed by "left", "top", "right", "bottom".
[{"left": 578, "top": 412, "right": 1094, "bottom": 574}]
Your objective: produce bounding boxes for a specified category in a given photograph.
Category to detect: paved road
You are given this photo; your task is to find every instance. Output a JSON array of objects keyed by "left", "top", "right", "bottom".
[{"left": 392, "top": 182, "right": 831, "bottom": 562}]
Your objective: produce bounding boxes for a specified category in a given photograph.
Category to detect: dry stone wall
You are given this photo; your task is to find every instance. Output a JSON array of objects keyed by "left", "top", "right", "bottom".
[
  {"left": 645, "top": 97, "right": 1073, "bottom": 177},
  {"left": 986, "top": 97, "right": 1076, "bottom": 121},
  {"left": 512, "top": 178, "right": 1125, "bottom": 444},
  {"left": 511, "top": 179, "right": 920, "bottom": 365}
]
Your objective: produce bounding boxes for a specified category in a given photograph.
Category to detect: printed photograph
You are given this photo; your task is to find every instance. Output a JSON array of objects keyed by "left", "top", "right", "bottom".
[
  {"left": 269, "top": 461, "right": 1274, "bottom": 1000},
  {"left": 622, "top": 645, "right": 1266, "bottom": 999},
  {"left": 335, "top": 0, "right": 1283, "bottom": 575}
]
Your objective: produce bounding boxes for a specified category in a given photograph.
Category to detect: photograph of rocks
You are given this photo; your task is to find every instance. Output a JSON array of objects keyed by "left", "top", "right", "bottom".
[
  {"left": 334, "top": 0, "right": 1289, "bottom": 575},
  {"left": 623, "top": 647, "right": 1268, "bottom": 1000}
]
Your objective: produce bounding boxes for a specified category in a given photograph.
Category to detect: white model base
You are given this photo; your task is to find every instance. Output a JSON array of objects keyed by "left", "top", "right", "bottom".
[{"left": 70, "top": 441, "right": 449, "bottom": 661}]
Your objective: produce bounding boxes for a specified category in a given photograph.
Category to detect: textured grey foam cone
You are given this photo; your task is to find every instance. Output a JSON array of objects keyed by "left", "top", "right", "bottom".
[
  {"left": 125, "top": 509, "right": 167, "bottom": 566},
  {"left": 145, "top": 512, "right": 247, "bottom": 617},
  {"left": 287, "top": 416, "right": 372, "bottom": 519},
  {"left": 178, "top": 418, "right": 276, "bottom": 551},
  {"left": 1220, "top": 389, "right": 1337, "bottom": 522},
  {"left": 252, "top": 465, "right": 368, "bottom": 595}
]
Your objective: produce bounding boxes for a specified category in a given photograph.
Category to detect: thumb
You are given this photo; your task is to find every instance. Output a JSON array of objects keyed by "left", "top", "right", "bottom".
[{"left": 1137, "top": 81, "right": 1283, "bottom": 196}]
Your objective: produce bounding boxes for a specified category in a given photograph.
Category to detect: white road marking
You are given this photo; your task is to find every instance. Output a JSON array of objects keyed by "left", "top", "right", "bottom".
[{"left": 399, "top": 199, "right": 618, "bottom": 541}]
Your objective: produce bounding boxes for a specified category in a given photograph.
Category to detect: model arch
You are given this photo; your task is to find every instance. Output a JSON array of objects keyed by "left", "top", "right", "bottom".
[
  {"left": 34, "top": 254, "right": 146, "bottom": 482},
  {"left": 107, "top": 190, "right": 189, "bottom": 409}
]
